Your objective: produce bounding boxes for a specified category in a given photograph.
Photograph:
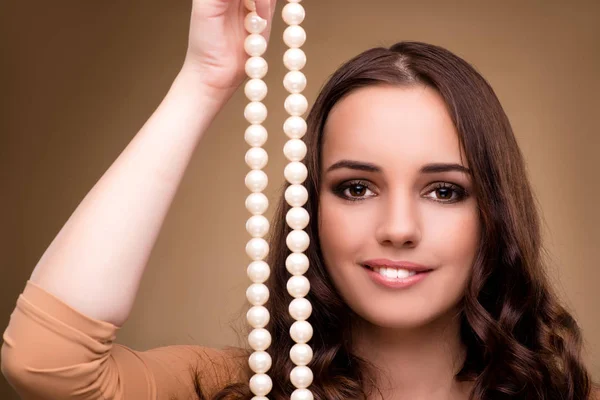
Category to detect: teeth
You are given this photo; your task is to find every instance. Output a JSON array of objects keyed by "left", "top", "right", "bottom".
[{"left": 373, "top": 267, "right": 417, "bottom": 279}]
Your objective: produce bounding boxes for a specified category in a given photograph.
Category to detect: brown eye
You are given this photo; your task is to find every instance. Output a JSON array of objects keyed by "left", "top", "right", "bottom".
[
  {"left": 426, "top": 182, "right": 468, "bottom": 203},
  {"left": 334, "top": 180, "right": 376, "bottom": 201}
]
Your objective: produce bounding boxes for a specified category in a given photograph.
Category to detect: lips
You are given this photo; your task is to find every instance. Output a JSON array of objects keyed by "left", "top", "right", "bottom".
[{"left": 362, "top": 258, "right": 433, "bottom": 273}]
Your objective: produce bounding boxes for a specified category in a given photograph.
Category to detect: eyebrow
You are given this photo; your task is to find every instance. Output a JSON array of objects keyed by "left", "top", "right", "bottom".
[{"left": 325, "top": 160, "right": 471, "bottom": 175}]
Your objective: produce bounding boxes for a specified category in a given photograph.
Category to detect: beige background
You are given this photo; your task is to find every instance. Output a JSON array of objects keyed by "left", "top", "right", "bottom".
[{"left": 1, "top": 1, "right": 599, "bottom": 398}]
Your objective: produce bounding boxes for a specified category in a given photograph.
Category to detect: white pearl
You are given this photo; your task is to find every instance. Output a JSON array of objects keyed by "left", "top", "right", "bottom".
[
  {"left": 245, "top": 169, "right": 268, "bottom": 193},
  {"left": 245, "top": 11, "right": 267, "bottom": 34},
  {"left": 244, "top": 0, "right": 256, "bottom": 11},
  {"left": 252, "top": 397, "right": 268, "bottom": 400},
  {"left": 286, "top": 252, "right": 309, "bottom": 275},
  {"left": 245, "top": 147, "right": 268, "bottom": 170},
  {"left": 283, "top": 25, "right": 306, "bottom": 48},
  {"left": 246, "top": 215, "right": 270, "bottom": 238},
  {"left": 286, "top": 206, "right": 309, "bottom": 229},
  {"left": 245, "top": 124, "right": 268, "bottom": 147},
  {"left": 290, "top": 320, "right": 313, "bottom": 343},
  {"left": 291, "top": 389, "right": 314, "bottom": 400},
  {"left": 284, "top": 48, "right": 307, "bottom": 71},
  {"left": 245, "top": 79, "right": 268, "bottom": 102},
  {"left": 248, "top": 328, "right": 271, "bottom": 351},
  {"left": 249, "top": 351, "right": 272, "bottom": 373},
  {"left": 246, "top": 238, "right": 269, "bottom": 260},
  {"left": 285, "top": 94, "right": 308, "bottom": 116},
  {"left": 283, "top": 116, "right": 307, "bottom": 139},
  {"left": 284, "top": 70, "right": 307, "bottom": 94},
  {"left": 285, "top": 184, "right": 308, "bottom": 207},
  {"left": 286, "top": 229, "right": 309, "bottom": 253},
  {"left": 290, "top": 366, "right": 313, "bottom": 389},
  {"left": 283, "top": 139, "right": 307, "bottom": 162},
  {"left": 284, "top": 161, "right": 308, "bottom": 185},
  {"left": 245, "top": 56, "right": 268, "bottom": 79},
  {"left": 289, "top": 298, "right": 312, "bottom": 321},
  {"left": 247, "top": 260, "right": 270, "bottom": 283},
  {"left": 247, "top": 305, "right": 270, "bottom": 328},
  {"left": 245, "top": 34, "right": 267, "bottom": 57},
  {"left": 247, "top": 283, "right": 269, "bottom": 306},
  {"left": 244, "top": 101, "right": 267, "bottom": 124},
  {"left": 287, "top": 275, "right": 310, "bottom": 298},
  {"left": 245, "top": 192, "right": 269, "bottom": 215},
  {"left": 282, "top": 3, "right": 306, "bottom": 25},
  {"left": 290, "top": 343, "right": 313, "bottom": 366},
  {"left": 249, "top": 373, "right": 273, "bottom": 396}
]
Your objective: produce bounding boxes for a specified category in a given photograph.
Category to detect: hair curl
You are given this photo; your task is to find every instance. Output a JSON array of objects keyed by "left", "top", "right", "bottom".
[{"left": 197, "top": 41, "right": 596, "bottom": 399}]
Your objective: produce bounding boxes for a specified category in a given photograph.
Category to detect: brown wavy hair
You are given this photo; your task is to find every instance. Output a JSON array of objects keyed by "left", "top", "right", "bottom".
[{"left": 196, "top": 41, "right": 596, "bottom": 399}]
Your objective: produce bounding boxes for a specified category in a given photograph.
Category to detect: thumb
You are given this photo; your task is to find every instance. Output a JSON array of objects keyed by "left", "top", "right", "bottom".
[{"left": 255, "top": 0, "right": 275, "bottom": 21}]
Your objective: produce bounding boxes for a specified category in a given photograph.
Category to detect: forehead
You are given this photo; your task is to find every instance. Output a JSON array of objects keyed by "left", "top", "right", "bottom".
[{"left": 322, "top": 85, "right": 465, "bottom": 170}]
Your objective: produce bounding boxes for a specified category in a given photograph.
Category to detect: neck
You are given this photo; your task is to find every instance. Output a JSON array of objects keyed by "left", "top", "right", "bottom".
[{"left": 352, "top": 307, "right": 472, "bottom": 400}]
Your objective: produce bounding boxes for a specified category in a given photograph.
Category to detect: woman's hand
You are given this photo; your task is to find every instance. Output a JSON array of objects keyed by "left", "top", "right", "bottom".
[{"left": 183, "top": 0, "right": 277, "bottom": 97}]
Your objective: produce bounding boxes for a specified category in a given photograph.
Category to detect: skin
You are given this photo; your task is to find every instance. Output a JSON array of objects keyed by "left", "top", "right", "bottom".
[{"left": 318, "top": 85, "right": 480, "bottom": 399}]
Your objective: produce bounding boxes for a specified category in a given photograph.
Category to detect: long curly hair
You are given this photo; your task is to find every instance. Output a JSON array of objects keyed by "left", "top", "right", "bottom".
[{"left": 197, "top": 41, "right": 596, "bottom": 399}]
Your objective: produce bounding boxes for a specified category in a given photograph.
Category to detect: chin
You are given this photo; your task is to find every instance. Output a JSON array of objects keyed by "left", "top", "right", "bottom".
[{"left": 348, "top": 298, "right": 464, "bottom": 331}]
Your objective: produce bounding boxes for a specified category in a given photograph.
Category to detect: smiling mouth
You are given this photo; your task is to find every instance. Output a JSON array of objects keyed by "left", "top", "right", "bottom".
[{"left": 364, "top": 265, "right": 432, "bottom": 279}]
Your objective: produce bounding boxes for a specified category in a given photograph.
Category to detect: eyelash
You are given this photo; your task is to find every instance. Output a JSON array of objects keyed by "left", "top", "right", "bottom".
[{"left": 332, "top": 180, "right": 469, "bottom": 204}]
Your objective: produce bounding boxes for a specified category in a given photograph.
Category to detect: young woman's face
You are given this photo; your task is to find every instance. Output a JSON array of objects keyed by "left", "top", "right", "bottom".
[{"left": 318, "top": 85, "right": 480, "bottom": 329}]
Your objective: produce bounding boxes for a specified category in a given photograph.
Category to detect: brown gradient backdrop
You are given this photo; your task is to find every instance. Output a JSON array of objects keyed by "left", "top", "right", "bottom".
[{"left": 1, "top": 1, "right": 599, "bottom": 398}]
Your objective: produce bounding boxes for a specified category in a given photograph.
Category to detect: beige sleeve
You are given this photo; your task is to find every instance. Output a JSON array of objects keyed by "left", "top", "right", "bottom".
[{"left": 1, "top": 280, "right": 248, "bottom": 400}]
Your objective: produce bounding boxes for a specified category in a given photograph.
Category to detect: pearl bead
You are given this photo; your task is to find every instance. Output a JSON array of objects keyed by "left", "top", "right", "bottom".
[
  {"left": 245, "top": 170, "right": 268, "bottom": 193},
  {"left": 245, "top": 56, "right": 268, "bottom": 79},
  {"left": 244, "top": 0, "right": 256, "bottom": 11},
  {"left": 290, "top": 343, "right": 313, "bottom": 366},
  {"left": 249, "top": 350, "right": 272, "bottom": 373},
  {"left": 283, "top": 116, "right": 307, "bottom": 139},
  {"left": 285, "top": 184, "right": 308, "bottom": 207},
  {"left": 245, "top": 79, "right": 268, "bottom": 102},
  {"left": 285, "top": 94, "right": 308, "bottom": 116},
  {"left": 282, "top": 3, "right": 306, "bottom": 25},
  {"left": 245, "top": 147, "right": 268, "bottom": 170},
  {"left": 245, "top": 34, "right": 267, "bottom": 57},
  {"left": 291, "top": 389, "right": 314, "bottom": 400},
  {"left": 290, "top": 366, "right": 313, "bottom": 389},
  {"left": 249, "top": 373, "right": 273, "bottom": 396},
  {"left": 284, "top": 161, "right": 307, "bottom": 185},
  {"left": 289, "top": 298, "right": 312, "bottom": 321},
  {"left": 244, "top": 101, "right": 267, "bottom": 124},
  {"left": 287, "top": 275, "right": 310, "bottom": 298},
  {"left": 248, "top": 328, "right": 271, "bottom": 351},
  {"left": 245, "top": 192, "right": 269, "bottom": 215},
  {"left": 284, "top": 48, "right": 307, "bottom": 71},
  {"left": 283, "top": 25, "right": 306, "bottom": 48},
  {"left": 247, "top": 260, "right": 270, "bottom": 283},
  {"left": 247, "top": 305, "right": 270, "bottom": 328},
  {"left": 246, "top": 238, "right": 269, "bottom": 260},
  {"left": 286, "top": 229, "right": 309, "bottom": 252},
  {"left": 247, "top": 283, "right": 269, "bottom": 306},
  {"left": 286, "top": 252, "right": 309, "bottom": 275},
  {"left": 290, "top": 320, "right": 313, "bottom": 343},
  {"left": 245, "top": 124, "right": 268, "bottom": 147},
  {"left": 252, "top": 397, "right": 268, "bottom": 400},
  {"left": 284, "top": 70, "right": 307, "bottom": 94},
  {"left": 286, "top": 206, "right": 309, "bottom": 229},
  {"left": 245, "top": 11, "right": 267, "bottom": 34},
  {"left": 283, "top": 139, "right": 307, "bottom": 162},
  {"left": 246, "top": 215, "right": 270, "bottom": 238}
]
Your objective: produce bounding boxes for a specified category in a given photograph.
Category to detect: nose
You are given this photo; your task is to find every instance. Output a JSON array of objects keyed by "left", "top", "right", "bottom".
[{"left": 374, "top": 189, "right": 422, "bottom": 248}]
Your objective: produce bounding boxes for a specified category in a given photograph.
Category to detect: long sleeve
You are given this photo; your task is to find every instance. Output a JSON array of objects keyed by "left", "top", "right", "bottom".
[{"left": 1, "top": 280, "right": 249, "bottom": 399}]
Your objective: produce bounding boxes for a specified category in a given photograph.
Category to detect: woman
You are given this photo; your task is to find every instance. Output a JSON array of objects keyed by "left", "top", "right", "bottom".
[{"left": 2, "top": 0, "right": 597, "bottom": 399}]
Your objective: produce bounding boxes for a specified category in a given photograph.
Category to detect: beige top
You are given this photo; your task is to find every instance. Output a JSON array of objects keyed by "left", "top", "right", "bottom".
[{"left": 1, "top": 280, "right": 248, "bottom": 399}]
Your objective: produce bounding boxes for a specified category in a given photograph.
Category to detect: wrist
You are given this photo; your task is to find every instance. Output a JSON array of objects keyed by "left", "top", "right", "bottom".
[{"left": 174, "top": 63, "right": 238, "bottom": 111}]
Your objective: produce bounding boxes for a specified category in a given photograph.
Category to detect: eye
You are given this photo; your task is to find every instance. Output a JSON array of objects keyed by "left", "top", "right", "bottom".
[
  {"left": 333, "top": 180, "right": 376, "bottom": 201},
  {"left": 425, "top": 182, "right": 468, "bottom": 203}
]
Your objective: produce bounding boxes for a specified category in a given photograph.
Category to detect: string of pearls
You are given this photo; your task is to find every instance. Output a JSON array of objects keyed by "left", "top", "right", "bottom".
[{"left": 243, "top": 1, "right": 313, "bottom": 399}]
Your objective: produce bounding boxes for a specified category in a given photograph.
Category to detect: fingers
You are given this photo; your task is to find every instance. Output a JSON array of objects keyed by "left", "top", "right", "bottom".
[{"left": 255, "top": 0, "right": 275, "bottom": 21}]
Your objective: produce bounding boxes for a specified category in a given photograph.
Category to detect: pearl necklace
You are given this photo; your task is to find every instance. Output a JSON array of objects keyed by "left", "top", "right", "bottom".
[{"left": 243, "top": 1, "right": 313, "bottom": 399}]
